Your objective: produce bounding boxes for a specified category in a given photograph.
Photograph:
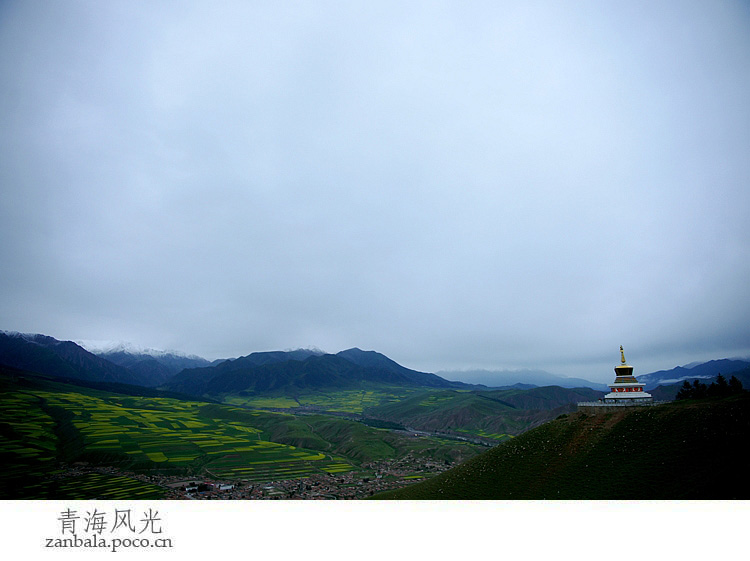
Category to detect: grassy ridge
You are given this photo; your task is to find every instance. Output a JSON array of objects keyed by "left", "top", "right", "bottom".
[
  {"left": 364, "top": 387, "right": 601, "bottom": 439},
  {"left": 375, "top": 394, "right": 750, "bottom": 499}
]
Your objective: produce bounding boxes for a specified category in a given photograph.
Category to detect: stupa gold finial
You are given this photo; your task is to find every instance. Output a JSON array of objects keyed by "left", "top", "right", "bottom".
[{"left": 620, "top": 345, "right": 627, "bottom": 364}]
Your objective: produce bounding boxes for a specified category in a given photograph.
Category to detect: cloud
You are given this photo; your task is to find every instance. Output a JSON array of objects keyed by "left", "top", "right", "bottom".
[{"left": 1, "top": 1, "right": 749, "bottom": 382}]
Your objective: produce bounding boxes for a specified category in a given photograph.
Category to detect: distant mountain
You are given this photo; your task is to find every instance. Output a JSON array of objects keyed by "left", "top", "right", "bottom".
[
  {"left": 78, "top": 343, "right": 215, "bottom": 387},
  {"left": 94, "top": 353, "right": 175, "bottom": 386},
  {"left": 639, "top": 359, "right": 750, "bottom": 390},
  {"left": 437, "top": 368, "right": 608, "bottom": 391},
  {"left": 376, "top": 393, "right": 750, "bottom": 499},
  {"left": 162, "top": 349, "right": 324, "bottom": 395},
  {"left": 0, "top": 331, "right": 152, "bottom": 386},
  {"left": 336, "top": 348, "right": 471, "bottom": 389},
  {"left": 162, "top": 348, "right": 475, "bottom": 396},
  {"left": 223, "top": 348, "right": 323, "bottom": 368},
  {"left": 647, "top": 366, "right": 750, "bottom": 401}
]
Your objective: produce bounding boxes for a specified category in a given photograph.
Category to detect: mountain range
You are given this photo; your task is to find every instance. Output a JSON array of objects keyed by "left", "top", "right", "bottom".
[
  {"left": 83, "top": 344, "right": 217, "bottom": 387},
  {"left": 639, "top": 358, "right": 750, "bottom": 389},
  {"left": 0, "top": 331, "right": 152, "bottom": 386},
  {"left": 437, "top": 368, "right": 610, "bottom": 391},
  {"left": 2, "top": 330, "right": 747, "bottom": 397},
  {"left": 163, "top": 347, "right": 475, "bottom": 396}
]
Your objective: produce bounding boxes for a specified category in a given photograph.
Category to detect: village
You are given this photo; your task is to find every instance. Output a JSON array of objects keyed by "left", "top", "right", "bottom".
[{"left": 55, "top": 453, "right": 456, "bottom": 500}]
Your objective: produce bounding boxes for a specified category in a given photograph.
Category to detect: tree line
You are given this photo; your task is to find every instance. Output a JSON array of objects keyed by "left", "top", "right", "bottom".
[{"left": 675, "top": 374, "right": 744, "bottom": 400}]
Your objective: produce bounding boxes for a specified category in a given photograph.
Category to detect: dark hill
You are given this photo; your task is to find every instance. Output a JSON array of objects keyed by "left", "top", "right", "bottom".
[
  {"left": 163, "top": 349, "right": 474, "bottom": 396},
  {"left": 336, "top": 348, "right": 470, "bottom": 389},
  {"left": 375, "top": 394, "right": 750, "bottom": 499},
  {"left": 0, "top": 332, "right": 151, "bottom": 386},
  {"left": 98, "top": 354, "right": 174, "bottom": 386},
  {"left": 204, "top": 354, "right": 384, "bottom": 393},
  {"left": 94, "top": 350, "right": 212, "bottom": 386},
  {"left": 161, "top": 349, "right": 319, "bottom": 395},
  {"left": 223, "top": 349, "right": 322, "bottom": 368}
]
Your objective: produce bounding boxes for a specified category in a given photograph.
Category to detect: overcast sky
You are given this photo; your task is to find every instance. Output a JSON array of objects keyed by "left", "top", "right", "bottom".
[{"left": 1, "top": 1, "right": 749, "bottom": 383}]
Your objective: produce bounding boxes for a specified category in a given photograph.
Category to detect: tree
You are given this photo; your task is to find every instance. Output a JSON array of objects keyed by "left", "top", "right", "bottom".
[
  {"left": 692, "top": 379, "right": 708, "bottom": 399},
  {"left": 676, "top": 375, "right": 743, "bottom": 401},
  {"left": 676, "top": 380, "right": 693, "bottom": 400},
  {"left": 729, "top": 375, "right": 744, "bottom": 395},
  {"left": 714, "top": 373, "right": 730, "bottom": 397}
]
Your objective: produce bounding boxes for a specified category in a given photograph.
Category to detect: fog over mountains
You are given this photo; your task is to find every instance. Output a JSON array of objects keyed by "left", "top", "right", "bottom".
[{"left": 437, "top": 369, "right": 610, "bottom": 391}]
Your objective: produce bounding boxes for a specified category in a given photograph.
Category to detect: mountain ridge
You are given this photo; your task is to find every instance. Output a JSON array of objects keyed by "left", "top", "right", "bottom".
[
  {"left": 639, "top": 359, "right": 750, "bottom": 389},
  {"left": 163, "top": 349, "right": 478, "bottom": 396},
  {"left": 0, "top": 331, "right": 153, "bottom": 386},
  {"left": 437, "top": 368, "right": 608, "bottom": 391},
  {"left": 4, "top": 330, "right": 748, "bottom": 398}
]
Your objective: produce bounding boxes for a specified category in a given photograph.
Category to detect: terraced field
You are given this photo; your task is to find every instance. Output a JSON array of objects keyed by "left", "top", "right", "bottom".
[
  {"left": 18, "top": 472, "right": 166, "bottom": 500},
  {"left": 1, "top": 369, "right": 493, "bottom": 498},
  {"left": 0, "top": 391, "right": 59, "bottom": 487},
  {"left": 456, "top": 429, "right": 513, "bottom": 442},
  {"left": 0, "top": 384, "right": 359, "bottom": 497},
  {"left": 226, "top": 388, "right": 417, "bottom": 414},
  {"left": 224, "top": 396, "right": 300, "bottom": 409}
]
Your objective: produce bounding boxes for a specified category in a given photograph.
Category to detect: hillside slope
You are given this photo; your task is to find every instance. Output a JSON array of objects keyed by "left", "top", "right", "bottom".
[
  {"left": 375, "top": 394, "right": 750, "bottom": 499},
  {"left": 0, "top": 332, "right": 152, "bottom": 386},
  {"left": 365, "top": 386, "right": 602, "bottom": 437},
  {"left": 92, "top": 350, "right": 212, "bottom": 386},
  {"left": 164, "top": 350, "right": 474, "bottom": 396}
]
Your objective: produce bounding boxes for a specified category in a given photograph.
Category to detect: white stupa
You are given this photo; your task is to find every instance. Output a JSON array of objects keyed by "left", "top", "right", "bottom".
[{"left": 603, "top": 346, "right": 653, "bottom": 404}]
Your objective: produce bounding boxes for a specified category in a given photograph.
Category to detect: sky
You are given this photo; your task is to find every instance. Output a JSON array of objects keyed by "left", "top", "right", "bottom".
[{"left": 1, "top": 1, "right": 749, "bottom": 383}]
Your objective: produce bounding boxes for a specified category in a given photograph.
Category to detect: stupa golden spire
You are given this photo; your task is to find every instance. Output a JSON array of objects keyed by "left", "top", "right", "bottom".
[
  {"left": 604, "top": 346, "right": 652, "bottom": 403},
  {"left": 578, "top": 347, "right": 654, "bottom": 410}
]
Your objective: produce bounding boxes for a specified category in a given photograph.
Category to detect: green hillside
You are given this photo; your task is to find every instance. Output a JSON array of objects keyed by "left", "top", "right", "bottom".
[
  {"left": 0, "top": 368, "right": 481, "bottom": 498},
  {"left": 364, "top": 386, "right": 602, "bottom": 440},
  {"left": 374, "top": 394, "right": 750, "bottom": 499},
  {"left": 164, "top": 350, "right": 473, "bottom": 396}
]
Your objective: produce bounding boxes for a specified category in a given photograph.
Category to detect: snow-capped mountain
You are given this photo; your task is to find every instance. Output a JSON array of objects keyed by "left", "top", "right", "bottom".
[
  {"left": 76, "top": 340, "right": 203, "bottom": 359},
  {"left": 0, "top": 331, "right": 152, "bottom": 386},
  {"left": 77, "top": 340, "right": 217, "bottom": 383}
]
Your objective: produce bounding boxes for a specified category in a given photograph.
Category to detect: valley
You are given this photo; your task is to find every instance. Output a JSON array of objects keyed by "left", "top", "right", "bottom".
[
  {"left": 0, "top": 368, "right": 485, "bottom": 499},
  {"left": 2, "top": 331, "right": 747, "bottom": 500}
]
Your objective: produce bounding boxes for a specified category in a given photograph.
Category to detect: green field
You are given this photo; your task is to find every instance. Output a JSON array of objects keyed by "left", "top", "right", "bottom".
[
  {"left": 225, "top": 388, "right": 418, "bottom": 414},
  {"left": 17, "top": 472, "right": 166, "bottom": 500},
  {"left": 456, "top": 429, "right": 513, "bottom": 441},
  {"left": 0, "top": 383, "right": 359, "bottom": 496},
  {"left": 12, "top": 390, "right": 355, "bottom": 481},
  {"left": 0, "top": 391, "right": 60, "bottom": 487},
  {"left": 0, "top": 373, "right": 483, "bottom": 498}
]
